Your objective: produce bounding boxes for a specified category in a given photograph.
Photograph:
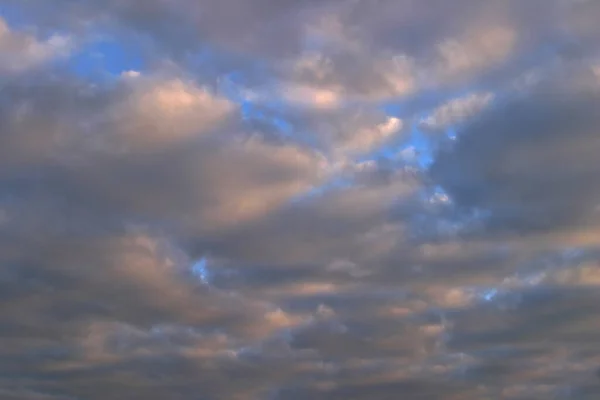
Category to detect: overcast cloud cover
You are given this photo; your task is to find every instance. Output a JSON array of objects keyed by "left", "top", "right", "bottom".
[{"left": 1, "top": 0, "right": 600, "bottom": 398}]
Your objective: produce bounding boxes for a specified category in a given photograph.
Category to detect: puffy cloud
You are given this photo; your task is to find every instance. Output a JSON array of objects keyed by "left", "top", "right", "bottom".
[
  {"left": 0, "top": 16, "right": 72, "bottom": 73},
  {"left": 117, "top": 76, "right": 234, "bottom": 148},
  {"left": 338, "top": 116, "right": 403, "bottom": 155},
  {"left": 281, "top": 50, "right": 417, "bottom": 105},
  {"left": 0, "top": 73, "right": 325, "bottom": 234}
]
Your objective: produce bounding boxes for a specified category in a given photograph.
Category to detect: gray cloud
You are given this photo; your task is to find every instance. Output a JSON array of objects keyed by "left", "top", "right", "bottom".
[
  {"left": 2, "top": 0, "right": 600, "bottom": 399},
  {"left": 431, "top": 67, "right": 600, "bottom": 234}
]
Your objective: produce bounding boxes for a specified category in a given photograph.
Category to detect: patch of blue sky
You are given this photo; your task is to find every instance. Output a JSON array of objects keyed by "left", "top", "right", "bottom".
[
  {"left": 67, "top": 37, "right": 145, "bottom": 80},
  {"left": 239, "top": 100, "right": 254, "bottom": 119},
  {"left": 239, "top": 99, "right": 296, "bottom": 139},
  {"left": 217, "top": 71, "right": 247, "bottom": 103},
  {"left": 191, "top": 257, "right": 210, "bottom": 284},
  {"left": 270, "top": 115, "right": 294, "bottom": 134},
  {"left": 380, "top": 100, "right": 404, "bottom": 117},
  {"left": 480, "top": 288, "right": 500, "bottom": 302},
  {"left": 237, "top": 90, "right": 330, "bottom": 150},
  {"left": 378, "top": 123, "right": 435, "bottom": 170},
  {"left": 446, "top": 127, "right": 458, "bottom": 141},
  {"left": 218, "top": 70, "right": 291, "bottom": 127},
  {"left": 408, "top": 128, "right": 434, "bottom": 169}
]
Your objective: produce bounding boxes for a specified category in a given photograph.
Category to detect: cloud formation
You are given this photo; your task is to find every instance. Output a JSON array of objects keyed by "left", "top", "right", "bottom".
[
  {"left": 0, "top": 16, "right": 72, "bottom": 73},
  {"left": 1, "top": 1, "right": 600, "bottom": 399}
]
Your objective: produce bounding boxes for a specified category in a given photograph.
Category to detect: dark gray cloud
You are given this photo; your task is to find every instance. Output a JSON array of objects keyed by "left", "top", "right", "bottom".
[{"left": 431, "top": 67, "right": 600, "bottom": 234}]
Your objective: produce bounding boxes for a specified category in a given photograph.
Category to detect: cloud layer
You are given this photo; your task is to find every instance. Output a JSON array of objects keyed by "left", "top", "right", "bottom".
[{"left": 2, "top": 1, "right": 600, "bottom": 399}]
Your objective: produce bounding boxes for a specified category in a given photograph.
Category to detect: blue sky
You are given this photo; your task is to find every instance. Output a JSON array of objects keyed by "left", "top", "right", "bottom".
[{"left": 68, "top": 39, "right": 145, "bottom": 78}]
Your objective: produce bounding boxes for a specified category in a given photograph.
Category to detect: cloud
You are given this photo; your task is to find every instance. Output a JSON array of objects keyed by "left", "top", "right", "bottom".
[
  {"left": 337, "top": 116, "right": 403, "bottom": 155},
  {"left": 0, "top": 16, "right": 72, "bottom": 73},
  {"left": 280, "top": 49, "right": 417, "bottom": 105},
  {"left": 434, "top": 25, "right": 517, "bottom": 83},
  {"left": 116, "top": 76, "right": 234, "bottom": 149},
  {"left": 430, "top": 67, "right": 600, "bottom": 234},
  {"left": 279, "top": 84, "right": 342, "bottom": 110},
  {"left": 0, "top": 72, "right": 326, "bottom": 236},
  {"left": 419, "top": 92, "right": 494, "bottom": 132},
  {"left": 2, "top": 0, "right": 600, "bottom": 399}
]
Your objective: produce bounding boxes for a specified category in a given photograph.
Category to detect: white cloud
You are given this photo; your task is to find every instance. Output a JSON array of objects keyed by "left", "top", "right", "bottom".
[
  {"left": 419, "top": 92, "right": 494, "bottom": 131},
  {"left": 338, "top": 116, "right": 403, "bottom": 155},
  {"left": 113, "top": 77, "right": 234, "bottom": 150},
  {"left": 0, "top": 17, "right": 72, "bottom": 73},
  {"left": 280, "top": 84, "right": 342, "bottom": 109}
]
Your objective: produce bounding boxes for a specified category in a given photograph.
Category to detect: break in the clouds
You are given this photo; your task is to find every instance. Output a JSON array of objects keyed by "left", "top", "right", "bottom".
[{"left": 2, "top": 1, "right": 600, "bottom": 399}]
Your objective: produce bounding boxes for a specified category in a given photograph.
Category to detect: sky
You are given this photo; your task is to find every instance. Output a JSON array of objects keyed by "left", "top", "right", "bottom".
[{"left": 1, "top": 0, "right": 600, "bottom": 399}]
